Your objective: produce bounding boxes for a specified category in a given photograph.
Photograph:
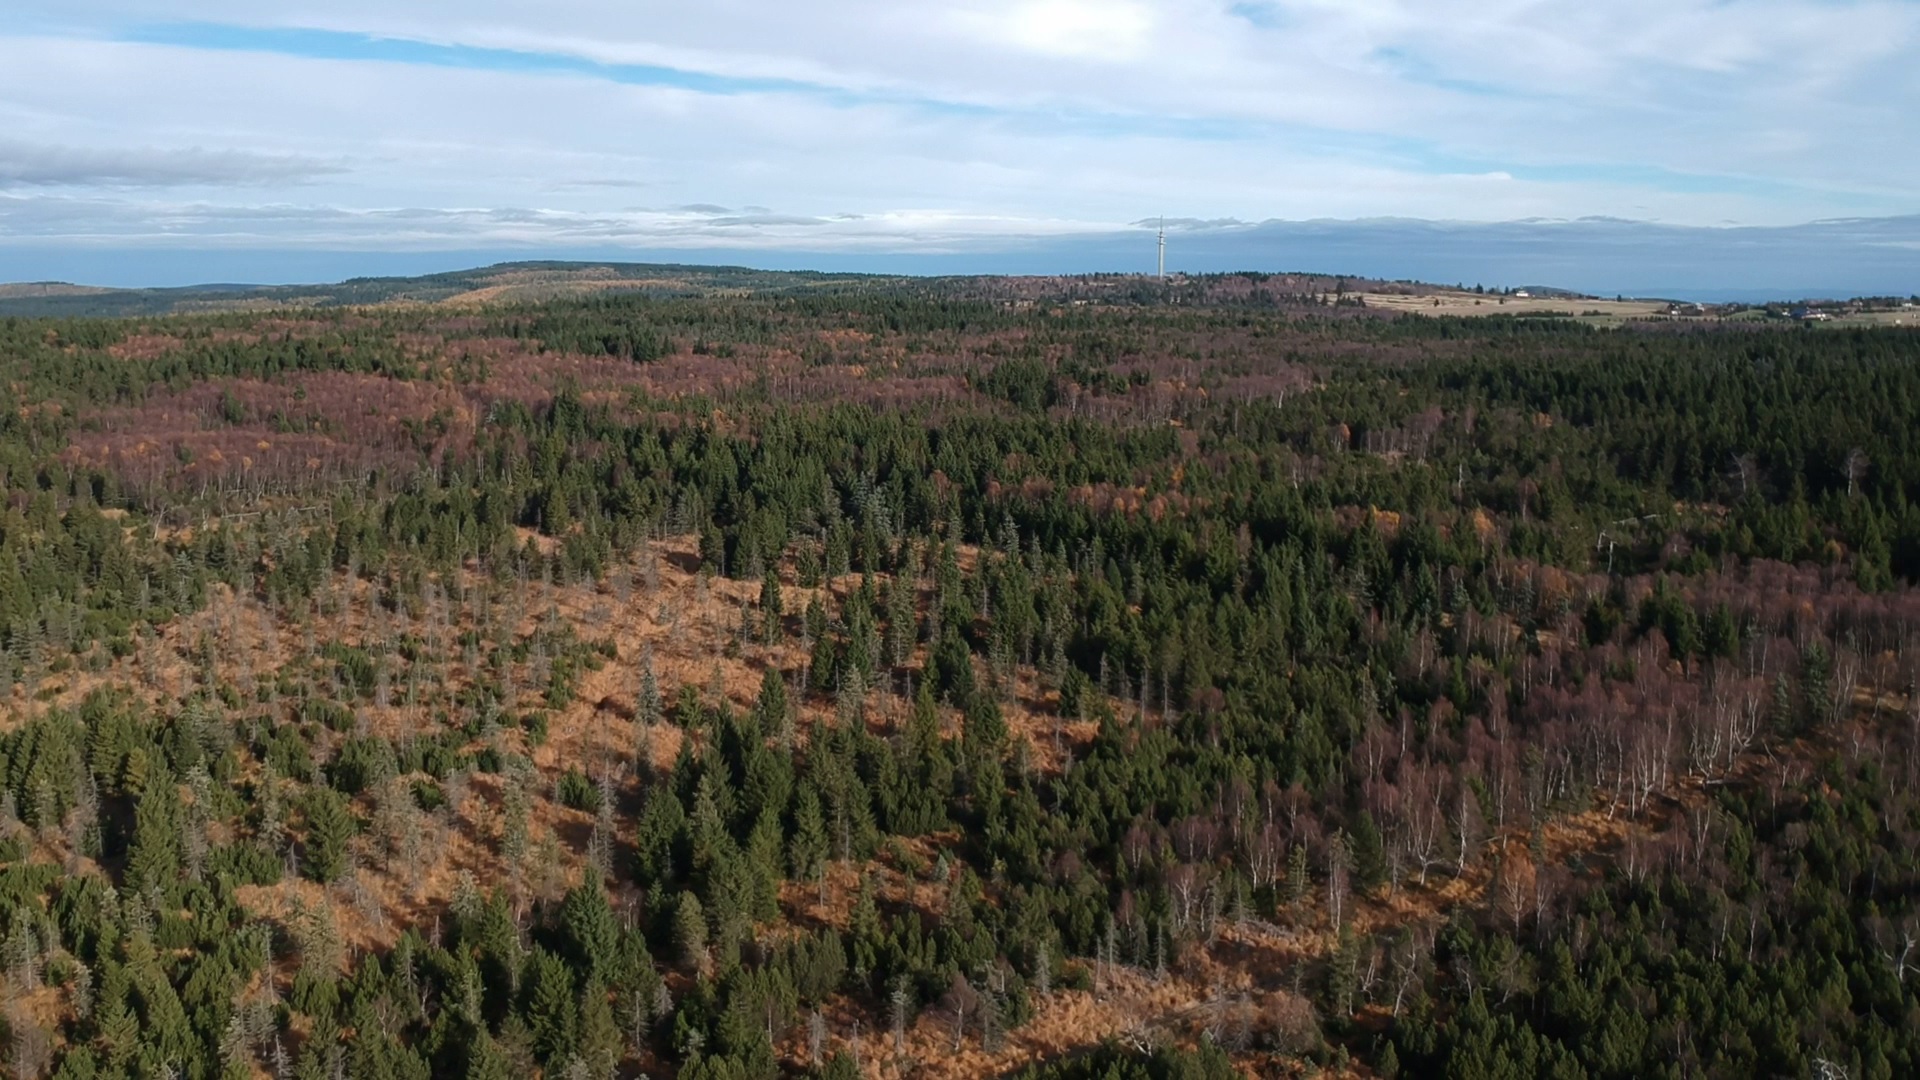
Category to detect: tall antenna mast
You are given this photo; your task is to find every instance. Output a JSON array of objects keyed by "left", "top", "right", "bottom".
[{"left": 1157, "top": 217, "right": 1166, "bottom": 279}]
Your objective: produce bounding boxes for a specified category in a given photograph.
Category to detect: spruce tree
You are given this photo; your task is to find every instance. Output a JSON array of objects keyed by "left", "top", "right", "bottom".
[
  {"left": 788, "top": 785, "right": 829, "bottom": 883},
  {"left": 559, "top": 881, "right": 618, "bottom": 985},
  {"left": 674, "top": 893, "right": 709, "bottom": 975},
  {"left": 303, "top": 788, "right": 355, "bottom": 884},
  {"left": 523, "top": 949, "right": 579, "bottom": 1069},
  {"left": 125, "top": 768, "right": 183, "bottom": 894},
  {"left": 759, "top": 571, "right": 784, "bottom": 643},
  {"left": 576, "top": 976, "right": 622, "bottom": 1078}
]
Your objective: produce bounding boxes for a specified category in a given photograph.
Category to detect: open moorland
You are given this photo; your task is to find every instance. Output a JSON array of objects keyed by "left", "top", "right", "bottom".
[
  {"left": 1, "top": 269, "right": 1919, "bottom": 1080},
  {"left": 1355, "top": 291, "right": 1668, "bottom": 322}
]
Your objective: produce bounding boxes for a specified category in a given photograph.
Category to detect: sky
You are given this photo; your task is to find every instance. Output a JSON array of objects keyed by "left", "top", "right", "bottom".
[{"left": 2, "top": 1, "right": 1918, "bottom": 295}]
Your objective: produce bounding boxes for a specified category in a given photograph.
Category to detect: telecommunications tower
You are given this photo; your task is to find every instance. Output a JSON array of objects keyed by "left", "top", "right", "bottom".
[{"left": 1157, "top": 218, "right": 1166, "bottom": 278}]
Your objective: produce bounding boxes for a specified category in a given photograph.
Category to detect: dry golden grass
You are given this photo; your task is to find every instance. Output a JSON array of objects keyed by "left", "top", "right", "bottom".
[
  {"left": 440, "top": 277, "right": 700, "bottom": 307},
  {"left": 1360, "top": 291, "right": 1668, "bottom": 320}
]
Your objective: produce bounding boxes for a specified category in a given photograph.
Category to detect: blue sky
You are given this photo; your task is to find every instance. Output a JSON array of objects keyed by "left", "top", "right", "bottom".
[{"left": 2, "top": 1, "right": 1917, "bottom": 291}]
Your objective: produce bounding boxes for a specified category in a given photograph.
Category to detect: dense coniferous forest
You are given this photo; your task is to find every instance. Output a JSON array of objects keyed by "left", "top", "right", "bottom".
[{"left": 0, "top": 270, "right": 1917, "bottom": 1080}]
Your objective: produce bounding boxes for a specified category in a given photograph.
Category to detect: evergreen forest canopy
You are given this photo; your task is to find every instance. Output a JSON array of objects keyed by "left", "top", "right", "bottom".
[{"left": 0, "top": 272, "right": 1916, "bottom": 1080}]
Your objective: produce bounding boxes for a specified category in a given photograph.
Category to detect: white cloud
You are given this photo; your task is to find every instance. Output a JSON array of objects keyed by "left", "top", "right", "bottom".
[
  {"left": 0, "top": 0, "right": 1914, "bottom": 263},
  {"left": 0, "top": 192, "right": 1135, "bottom": 252},
  {"left": 953, "top": 0, "right": 1158, "bottom": 62},
  {"left": 0, "top": 141, "right": 340, "bottom": 186}
]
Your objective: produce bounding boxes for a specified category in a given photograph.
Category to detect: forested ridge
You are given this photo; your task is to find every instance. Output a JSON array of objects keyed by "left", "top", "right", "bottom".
[{"left": 0, "top": 278, "right": 1916, "bottom": 1079}]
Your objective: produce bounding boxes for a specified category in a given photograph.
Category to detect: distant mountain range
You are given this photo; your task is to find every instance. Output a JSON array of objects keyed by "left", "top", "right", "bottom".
[
  {"left": 0, "top": 262, "right": 898, "bottom": 318},
  {"left": 2, "top": 211, "right": 1916, "bottom": 316},
  {"left": 0, "top": 261, "right": 1617, "bottom": 319},
  {"left": 1075, "top": 215, "right": 1920, "bottom": 302}
]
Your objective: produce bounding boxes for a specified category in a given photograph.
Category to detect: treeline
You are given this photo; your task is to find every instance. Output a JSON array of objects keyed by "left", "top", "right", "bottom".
[{"left": 1390, "top": 752, "right": 1920, "bottom": 1079}]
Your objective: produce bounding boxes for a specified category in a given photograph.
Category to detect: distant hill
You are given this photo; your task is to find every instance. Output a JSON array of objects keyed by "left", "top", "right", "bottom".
[
  {"left": 0, "top": 259, "right": 1600, "bottom": 319},
  {"left": 0, "top": 261, "right": 904, "bottom": 318}
]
